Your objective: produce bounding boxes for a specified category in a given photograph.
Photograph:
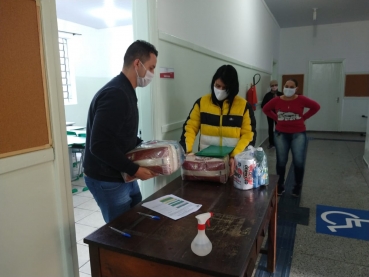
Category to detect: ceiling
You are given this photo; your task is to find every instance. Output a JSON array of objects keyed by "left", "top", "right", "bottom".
[
  {"left": 55, "top": 0, "right": 132, "bottom": 29},
  {"left": 264, "top": 0, "right": 369, "bottom": 28},
  {"left": 55, "top": 0, "right": 369, "bottom": 29}
]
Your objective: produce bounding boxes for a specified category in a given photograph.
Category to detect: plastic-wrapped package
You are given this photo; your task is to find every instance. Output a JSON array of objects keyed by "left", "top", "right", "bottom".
[
  {"left": 254, "top": 147, "right": 269, "bottom": 186},
  {"left": 122, "top": 140, "right": 185, "bottom": 182},
  {"left": 181, "top": 155, "right": 230, "bottom": 184},
  {"left": 234, "top": 146, "right": 268, "bottom": 190}
]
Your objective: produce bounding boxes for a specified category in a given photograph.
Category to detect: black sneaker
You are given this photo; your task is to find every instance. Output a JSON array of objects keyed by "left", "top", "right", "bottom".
[
  {"left": 277, "top": 185, "right": 285, "bottom": 196},
  {"left": 292, "top": 186, "right": 301, "bottom": 197},
  {"left": 267, "top": 145, "right": 275, "bottom": 149}
]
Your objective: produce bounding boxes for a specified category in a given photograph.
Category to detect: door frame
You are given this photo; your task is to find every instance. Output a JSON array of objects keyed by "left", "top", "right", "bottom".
[
  {"left": 132, "top": 0, "right": 158, "bottom": 198},
  {"left": 308, "top": 59, "right": 345, "bottom": 131}
]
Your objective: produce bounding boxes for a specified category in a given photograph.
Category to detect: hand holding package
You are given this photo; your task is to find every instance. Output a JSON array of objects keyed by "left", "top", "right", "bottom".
[{"left": 122, "top": 140, "right": 185, "bottom": 182}]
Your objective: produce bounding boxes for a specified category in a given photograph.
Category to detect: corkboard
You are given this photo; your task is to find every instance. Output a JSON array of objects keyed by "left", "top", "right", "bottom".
[
  {"left": 345, "top": 74, "right": 369, "bottom": 97},
  {"left": 0, "top": 0, "right": 51, "bottom": 158},
  {"left": 282, "top": 74, "right": 304, "bottom": 95}
]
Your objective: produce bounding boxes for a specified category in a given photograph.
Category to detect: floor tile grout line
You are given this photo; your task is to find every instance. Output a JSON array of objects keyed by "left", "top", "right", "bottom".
[
  {"left": 75, "top": 207, "right": 99, "bottom": 212},
  {"left": 75, "top": 222, "right": 99, "bottom": 228},
  {"left": 78, "top": 260, "right": 89, "bottom": 269},
  {"left": 75, "top": 213, "right": 99, "bottom": 224},
  {"left": 73, "top": 194, "right": 93, "bottom": 199}
]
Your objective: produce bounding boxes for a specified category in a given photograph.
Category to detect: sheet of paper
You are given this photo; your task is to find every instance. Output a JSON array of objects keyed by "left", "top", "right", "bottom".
[{"left": 142, "top": 194, "right": 202, "bottom": 220}]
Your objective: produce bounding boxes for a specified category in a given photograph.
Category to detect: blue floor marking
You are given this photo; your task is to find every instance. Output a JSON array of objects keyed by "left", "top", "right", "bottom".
[
  {"left": 254, "top": 138, "right": 311, "bottom": 276},
  {"left": 316, "top": 205, "right": 369, "bottom": 241},
  {"left": 254, "top": 165, "right": 298, "bottom": 277}
]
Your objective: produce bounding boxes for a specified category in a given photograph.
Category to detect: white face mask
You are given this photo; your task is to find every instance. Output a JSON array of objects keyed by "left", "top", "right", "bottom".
[
  {"left": 214, "top": 87, "right": 228, "bottom": 101},
  {"left": 271, "top": 86, "right": 278, "bottom": 91},
  {"left": 283, "top": 87, "right": 296, "bottom": 97},
  {"left": 136, "top": 61, "right": 154, "bottom": 87}
]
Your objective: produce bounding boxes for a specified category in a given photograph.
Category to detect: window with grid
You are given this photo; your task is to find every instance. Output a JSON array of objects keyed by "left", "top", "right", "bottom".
[{"left": 59, "top": 37, "right": 77, "bottom": 104}]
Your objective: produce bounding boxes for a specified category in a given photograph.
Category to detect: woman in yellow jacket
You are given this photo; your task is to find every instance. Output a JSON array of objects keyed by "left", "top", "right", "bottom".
[{"left": 179, "top": 65, "right": 257, "bottom": 175}]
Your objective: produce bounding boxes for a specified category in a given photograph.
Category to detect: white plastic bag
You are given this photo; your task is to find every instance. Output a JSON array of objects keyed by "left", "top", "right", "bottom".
[{"left": 233, "top": 146, "right": 268, "bottom": 190}]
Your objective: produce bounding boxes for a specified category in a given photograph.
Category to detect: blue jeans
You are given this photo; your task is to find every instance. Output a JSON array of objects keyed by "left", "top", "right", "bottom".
[
  {"left": 274, "top": 131, "right": 307, "bottom": 188},
  {"left": 84, "top": 175, "right": 142, "bottom": 223}
]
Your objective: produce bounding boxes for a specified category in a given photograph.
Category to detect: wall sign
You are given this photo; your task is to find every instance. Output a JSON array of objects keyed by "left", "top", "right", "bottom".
[{"left": 160, "top": 67, "right": 174, "bottom": 79}]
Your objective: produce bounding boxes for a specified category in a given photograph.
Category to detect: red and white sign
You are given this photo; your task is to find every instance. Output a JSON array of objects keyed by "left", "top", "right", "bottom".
[{"left": 160, "top": 67, "right": 174, "bottom": 79}]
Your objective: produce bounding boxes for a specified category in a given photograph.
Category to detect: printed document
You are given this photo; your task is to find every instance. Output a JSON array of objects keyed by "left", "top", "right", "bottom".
[{"left": 142, "top": 194, "right": 202, "bottom": 220}]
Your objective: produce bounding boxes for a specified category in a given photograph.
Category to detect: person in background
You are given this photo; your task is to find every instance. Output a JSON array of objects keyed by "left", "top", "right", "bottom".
[
  {"left": 262, "top": 79, "right": 320, "bottom": 197},
  {"left": 83, "top": 40, "right": 158, "bottom": 223},
  {"left": 179, "top": 64, "right": 256, "bottom": 176},
  {"left": 261, "top": 80, "right": 283, "bottom": 149}
]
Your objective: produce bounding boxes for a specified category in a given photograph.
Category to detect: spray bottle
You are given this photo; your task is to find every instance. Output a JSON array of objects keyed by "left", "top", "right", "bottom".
[{"left": 191, "top": 212, "right": 213, "bottom": 256}]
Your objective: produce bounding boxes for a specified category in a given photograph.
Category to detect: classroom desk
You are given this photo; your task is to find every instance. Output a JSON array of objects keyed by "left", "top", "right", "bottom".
[
  {"left": 84, "top": 175, "right": 277, "bottom": 277},
  {"left": 67, "top": 136, "right": 86, "bottom": 180},
  {"left": 67, "top": 129, "right": 86, "bottom": 137},
  {"left": 66, "top": 125, "right": 86, "bottom": 131},
  {"left": 66, "top": 121, "right": 75, "bottom": 126},
  {"left": 67, "top": 136, "right": 86, "bottom": 146}
]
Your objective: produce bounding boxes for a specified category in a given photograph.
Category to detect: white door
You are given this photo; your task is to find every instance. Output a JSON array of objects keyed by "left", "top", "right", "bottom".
[{"left": 307, "top": 61, "right": 344, "bottom": 131}]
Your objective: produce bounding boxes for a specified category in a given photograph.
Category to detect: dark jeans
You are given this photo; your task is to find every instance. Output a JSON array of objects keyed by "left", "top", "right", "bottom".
[
  {"left": 274, "top": 131, "right": 307, "bottom": 188},
  {"left": 84, "top": 175, "right": 142, "bottom": 223},
  {"left": 267, "top": 116, "right": 275, "bottom": 146}
]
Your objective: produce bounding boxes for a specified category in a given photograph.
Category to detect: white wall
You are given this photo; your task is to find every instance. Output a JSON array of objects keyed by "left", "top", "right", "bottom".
[
  {"left": 158, "top": 0, "right": 279, "bottom": 73},
  {"left": 57, "top": 19, "right": 134, "bottom": 126},
  {"left": 279, "top": 20, "right": 369, "bottom": 132},
  {"left": 155, "top": 0, "right": 280, "bottom": 141},
  {"left": 146, "top": 0, "right": 280, "bottom": 189},
  {"left": 0, "top": 1, "right": 77, "bottom": 276}
]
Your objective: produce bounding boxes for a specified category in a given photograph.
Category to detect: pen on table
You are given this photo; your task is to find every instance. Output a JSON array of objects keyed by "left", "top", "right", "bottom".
[
  {"left": 137, "top": 212, "right": 160, "bottom": 220},
  {"left": 109, "top": 226, "right": 131, "bottom": 238}
]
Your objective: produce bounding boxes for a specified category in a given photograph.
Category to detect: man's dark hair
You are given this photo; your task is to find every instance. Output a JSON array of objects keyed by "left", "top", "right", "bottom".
[
  {"left": 123, "top": 40, "right": 158, "bottom": 67},
  {"left": 210, "top": 65, "right": 239, "bottom": 114}
]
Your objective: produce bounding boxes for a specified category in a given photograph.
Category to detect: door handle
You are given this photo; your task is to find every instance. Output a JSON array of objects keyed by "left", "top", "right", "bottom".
[{"left": 337, "top": 97, "right": 339, "bottom": 103}]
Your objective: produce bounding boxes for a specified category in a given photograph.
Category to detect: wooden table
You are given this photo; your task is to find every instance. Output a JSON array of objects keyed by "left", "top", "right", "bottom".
[{"left": 84, "top": 175, "right": 277, "bottom": 277}]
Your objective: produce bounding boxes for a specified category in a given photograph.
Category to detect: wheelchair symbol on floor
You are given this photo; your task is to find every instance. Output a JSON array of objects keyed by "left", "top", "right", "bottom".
[{"left": 321, "top": 211, "right": 369, "bottom": 232}]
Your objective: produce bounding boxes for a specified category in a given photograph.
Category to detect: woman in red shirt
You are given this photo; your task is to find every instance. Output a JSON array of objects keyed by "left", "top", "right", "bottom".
[{"left": 262, "top": 79, "right": 320, "bottom": 197}]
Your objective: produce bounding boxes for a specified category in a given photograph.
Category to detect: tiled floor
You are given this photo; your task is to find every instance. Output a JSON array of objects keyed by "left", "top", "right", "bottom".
[
  {"left": 71, "top": 177, "right": 105, "bottom": 277},
  {"left": 71, "top": 131, "right": 369, "bottom": 277}
]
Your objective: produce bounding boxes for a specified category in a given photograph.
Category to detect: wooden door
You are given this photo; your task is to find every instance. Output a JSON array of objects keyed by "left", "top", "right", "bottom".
[{"left": 282, "top": 74, "right": 304, "bottom": 95}]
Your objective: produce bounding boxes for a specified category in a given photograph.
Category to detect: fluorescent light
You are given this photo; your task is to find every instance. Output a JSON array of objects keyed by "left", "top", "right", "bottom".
[{"left": 89, "top": 1, "right": 131, "bottom": 28}]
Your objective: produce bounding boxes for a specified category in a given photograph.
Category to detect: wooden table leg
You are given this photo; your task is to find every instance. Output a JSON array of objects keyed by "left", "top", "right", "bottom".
[
  {"left": 89, "top": 245, "right": 102, "bottom": 277},
  {"left": 267, "top": 188, "right": 277, "bottom": 272}
]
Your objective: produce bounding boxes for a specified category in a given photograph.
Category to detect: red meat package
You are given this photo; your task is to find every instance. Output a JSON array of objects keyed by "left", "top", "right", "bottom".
[
  {"left": 122, "top": 140, "right": 185, "bottom": 182},
  {"left": 181, "top": 155, "right": 230, "bottom": 184}
]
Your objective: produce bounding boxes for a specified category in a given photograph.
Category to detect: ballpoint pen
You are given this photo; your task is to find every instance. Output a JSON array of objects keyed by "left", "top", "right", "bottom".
[
  {"left": 137, "top": 212, "right": 160, "bottom": 220},
  {"left": 109, "top": 226, "right": 131, "bottom": 238}
]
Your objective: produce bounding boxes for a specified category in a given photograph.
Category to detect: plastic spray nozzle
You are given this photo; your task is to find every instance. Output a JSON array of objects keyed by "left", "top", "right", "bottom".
[{"left": 195, "top": 212, "right": 213, "bottom": 224}]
